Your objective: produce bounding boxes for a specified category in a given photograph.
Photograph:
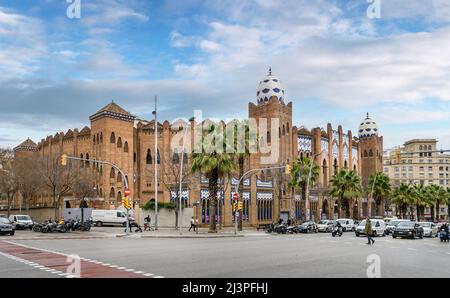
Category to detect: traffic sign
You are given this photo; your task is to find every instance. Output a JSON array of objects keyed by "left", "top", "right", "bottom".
[
  {"left": 124, "top": 188, "right": 131, "bottom": 197},
  {"left": 233, "top": 193, "right": 238, "bottom": 201}
]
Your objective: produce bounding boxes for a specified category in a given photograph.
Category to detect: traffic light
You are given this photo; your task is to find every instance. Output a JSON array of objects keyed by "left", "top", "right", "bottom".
[
  {"left": 285, "top": 164, "right": 291, "bottom": 175},
  {"left": 121, "top": 197, "right": 129, "bottom": 209},
  {"left": 238, "top": 201, "right": 243, "bottom": 211},
  {"left": 233, "top": 201, "right": 237, "bottom": 212},
  {"left": 60, "top": 154, "right": 67, "bottom": 166}
]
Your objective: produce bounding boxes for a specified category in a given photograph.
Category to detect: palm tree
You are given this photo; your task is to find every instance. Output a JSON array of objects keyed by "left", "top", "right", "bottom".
[
  {"left": 427, "top": 185, "right": 447, "bottom": 222},
  {"left": 447, "top": 187, "right": 450, "bottom": 222},
  {"left": 288, "top": 157, "right": 320, "bottom": 220},
  {"left": 368, "top": 172, "right": 391, "bottom": 217},
  {"left": 329, "top": 170, "right": 363, "bottom": 218},
  {"left": 392, "top": 184, "right": 412, "bottom": 219},
  {"left": 190, "top": 124, "right": 235, "bottom": 233},
  {"left": 412, "top": 183, "right": 430, "bottom": 221}
]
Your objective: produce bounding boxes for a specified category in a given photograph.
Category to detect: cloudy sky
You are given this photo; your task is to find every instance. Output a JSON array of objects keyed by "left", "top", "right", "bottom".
[{"left": 1, "top": 0, "right": 450, "bottom": 150}]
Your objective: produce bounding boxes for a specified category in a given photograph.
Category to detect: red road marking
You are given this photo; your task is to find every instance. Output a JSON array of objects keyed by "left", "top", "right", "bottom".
[{"left": 0, "top": 241, "right": 146, "bottom": 278}]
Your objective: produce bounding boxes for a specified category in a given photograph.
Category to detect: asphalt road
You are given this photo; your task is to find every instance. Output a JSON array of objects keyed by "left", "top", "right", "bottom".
[{"left": 1, "top": 232, "right": 450, "bottom": 278}]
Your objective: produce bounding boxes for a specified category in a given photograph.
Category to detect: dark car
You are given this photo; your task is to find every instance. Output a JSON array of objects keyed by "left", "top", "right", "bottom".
[
  {"left": 392, "top": 221, "right": 424, "bottom": 239},
  {"left": 297, "top": 221, "right": 318, "bottom": 233},
  {"left": 0, "top": 217, "right": 15, "bottom": 236}
]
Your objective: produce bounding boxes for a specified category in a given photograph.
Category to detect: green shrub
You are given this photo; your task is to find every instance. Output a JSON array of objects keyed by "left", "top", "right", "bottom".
[{"left": 142, "top": 199, "right": 178, "bottom": 211}]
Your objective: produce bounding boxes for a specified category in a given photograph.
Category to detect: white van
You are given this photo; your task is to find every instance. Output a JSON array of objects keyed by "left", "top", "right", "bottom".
[
  {"left": 91, "top": 210, "right": 127, "bottom": 227},
  {"left": 336, "top": 218, "right": 355, "bottom": 232},
  {"left": 355, "top": 219, "right": 386, "bottom": 237},
  {"left": 9, "top": 215, "right": 33, "bottom": 230}
]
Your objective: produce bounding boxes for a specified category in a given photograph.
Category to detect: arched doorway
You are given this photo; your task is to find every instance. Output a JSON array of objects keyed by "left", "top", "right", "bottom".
[
  {"left": 65, "top": 201, "right": 71, "bottom": 208},
  {"left": 322, "top": 199, "right": 329, "bottom": 220},
  {"left": 344, "top": 160, "right": 348, "bottom": 170}
]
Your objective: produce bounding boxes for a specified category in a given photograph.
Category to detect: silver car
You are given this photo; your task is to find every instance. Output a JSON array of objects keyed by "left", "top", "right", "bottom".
[
  {"left": 317, "top": 220, "right": 334, "bottom": 232},
  {"left": 418, "top": 222, "right": 438, "bottom": 237}
]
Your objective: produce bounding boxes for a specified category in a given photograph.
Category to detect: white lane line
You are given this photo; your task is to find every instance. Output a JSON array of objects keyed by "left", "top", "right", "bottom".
[
  {"left": 143, "top": 273, "right": 154, "bottom": 277},
  {"left": 153, "top": 276, "right": 165, "bottom": 278},
  {"left": 134, "top": 271, "right": 144, "bottom": 274},
  {"left": 0, "top": 251, "right": 66, "bottom": 278},
  {"left": 408, "top": 248, "right": 418, "bottom": 251}
]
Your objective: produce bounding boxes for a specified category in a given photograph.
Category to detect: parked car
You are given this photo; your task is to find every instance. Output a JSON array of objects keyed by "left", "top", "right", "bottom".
[
  {"left": 418, "top": 222, "right": 438, "bottom": 237},
  {"left": 385, "top": 219, "right": 410, "bottom": 235},
  {"left": 0, "top": 217, "right": 15, "bottom": 236},
  {"left": 0, "top": 214, "right": 7, "bottom": 218},
  {"left": 317, "top": 220, "right": 334, "bottom": 232},
  {"left": 297, "top": 221, "right": 318, "bottom": 233},
  {"left": 9, "top": 215, "right": 33, "bottom": 230},
  {"left": 336, "top": 219, "right": 355, "bottom": 232},
  {"left": 91, "top": 210, "right": 127, "bottom": 227},
  {"left": 392, "top": 221, "right": 424, "bottom": 239},
  {"left": 355, "top": 219, "right": 386, "bottom": 237}
]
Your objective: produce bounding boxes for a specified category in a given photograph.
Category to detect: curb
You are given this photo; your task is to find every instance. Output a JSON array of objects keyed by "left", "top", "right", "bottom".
[{"left": 115, "top": 234, "right": 245, "bottom": 239}]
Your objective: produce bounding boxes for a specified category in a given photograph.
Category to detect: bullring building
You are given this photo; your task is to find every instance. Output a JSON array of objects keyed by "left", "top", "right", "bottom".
[{"left": 12, "top": 70, "right": 383, "bottom": 227}]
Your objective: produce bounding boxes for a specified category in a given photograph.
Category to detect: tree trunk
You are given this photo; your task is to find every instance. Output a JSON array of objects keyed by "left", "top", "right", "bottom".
[
  {"left": 430, "top": 204, "right": 435, "bottom": 222},
  {"left": 436, "top": 201, "right": 440, "bottom": 222},
  {"left": 349, "top": 199, "right": 354, "bottom": 219},
  {"left": 208, "top": 169, "right": 218, "bottom": 233},
  {"left": 53, "top": 189, "right": 58, "bottom": 220},
  {"left": 416, "top": 205, "right": 420, "bottom": 221}
]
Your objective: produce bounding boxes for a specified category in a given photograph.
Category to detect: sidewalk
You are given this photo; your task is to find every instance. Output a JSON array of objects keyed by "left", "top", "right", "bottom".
[{"left": 114, "top": 227, "right": 265, "bottom": 239}]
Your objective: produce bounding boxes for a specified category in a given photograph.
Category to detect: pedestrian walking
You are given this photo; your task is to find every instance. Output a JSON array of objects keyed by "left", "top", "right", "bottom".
[
  {"left": 189, "top": 217, "right": 195, "bottom": 232},
  {"left": 125, "top": 214, "right": 133, "bottom": 233},
  {"left": 144, "top": 214, "right": 152, "bottom": 231},
  {"left": 365, "top": 216, "right": 375, "bottom": 245}
]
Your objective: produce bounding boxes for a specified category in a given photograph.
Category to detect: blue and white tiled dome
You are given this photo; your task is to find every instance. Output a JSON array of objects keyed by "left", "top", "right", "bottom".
[
  {"left": 358, "top": 113, "right": 378, "bottom": 138},
  {"left": 257, "top": 68, "right": 285, "bottom": 104}
]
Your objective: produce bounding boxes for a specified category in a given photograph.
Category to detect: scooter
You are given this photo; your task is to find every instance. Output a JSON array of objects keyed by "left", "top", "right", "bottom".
[
  {"left": 439, "top": 230, "right": 449, "bottom": 242},
  {"left": 331, "top": 226, "right": 343, "bottom": 237}
]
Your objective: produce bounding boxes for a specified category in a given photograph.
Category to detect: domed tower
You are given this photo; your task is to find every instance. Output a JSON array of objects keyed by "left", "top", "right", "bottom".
[
  {"left": 358, "top": 113, "right": 383, "bottom": 189},
  {"left": 14, "top": 138, "right": 38, "bottom": 160},
  {"left": 249, "top": 68, "right": 293, "bottom": 166}
]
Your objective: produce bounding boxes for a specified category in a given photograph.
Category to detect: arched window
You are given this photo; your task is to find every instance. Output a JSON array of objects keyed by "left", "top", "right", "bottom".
[
  {"left": 117, "top": 171, "right": 122, "bottom": 183},
  {"left": 100, "top": 132, "right": 103, "bottom": 143},
  {"left": 146, "top": 149, "right": 152, "bottom": 164},
  {"left": 353, "top": 165, "right": 357, "bottom": 171},
  {"left": 96, "top": 134, "right": 99, "bottom": 144},
  {"left": 93, "top": 136, "right": 96, "bottom": 145},
  {"left": 364, "top": 150, "right": 368, "bottom": 157},
  {"left": 124, "top": 142, "right": 129, "bottom": 152},
  {"left": 100, "top": 188, "right": 103, "bottom": 197},
  {"left": 100, "top": 165, "right": 103, "bottom": 176},
  {"left": 110, "top": 167, "right": 116, "bottom": 179},
  {"left": 110, "top": 132, "right": 116, "bottom": 143},
  {"left": 117, "top": 137, "right": 122, "bottom": 148},
  {"left": 172, "top": 149, "right": 180, "bottom": 164},
  {"left": 279, "top": 127, "right": 281, "bottom": 138},
  {"left": 333, "top": 159, "right": 338, "bottom": 175},
  {"left": 322, "top": 159, "right": 328, "bottom": 187},
  {"left": 85, "top": 153, "right": 90, "bottom": 167},
  {"left": 300, "top": 152, "right": 304, "bottom": 160},
  {"left": 344, "top": 160, "right": 348, "bottom": 169},
  {"left": 133, "top": 152, "right": 137, "bottom": 163},
  {"left": 157, "top": 149, "right": 161, "bottom": 164},
  {"left": 109, "top": 187, "right": 115, "bottom": 198},
  {"left": 428, "top": 145, "right": 432, "bottom": 151},
  {"left": 282, "top": 125, "right": 285, "bottom": 136},
  {"left": 419, "top": 145, "right": 423, "bottom": 150},
  {"left": 286, "top": 123, "right": 290, "bottom": 134},
  {"left": 80, "top": 153, "right": 84, "bottom": 168},
  {"left": 369, "top": 149, "right": 374, "bottom": 157},
  {"left": 267, "top": 131, "right": 271, "bottom": 143},
  {"left": 117, "top": 191, "right": 122, "bottom": 203}
]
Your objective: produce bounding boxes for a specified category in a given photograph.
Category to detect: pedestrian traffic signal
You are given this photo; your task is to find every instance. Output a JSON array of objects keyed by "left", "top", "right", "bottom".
[
  {"left": 285, "top": 164, "right": 291, "bottom": 175},
  {"left": 60, "top": 154, "right": 67, "bottom": 166}
]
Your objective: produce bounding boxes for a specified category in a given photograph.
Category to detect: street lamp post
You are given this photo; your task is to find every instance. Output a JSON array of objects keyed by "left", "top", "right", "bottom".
[
  {"left": 177, "top": 127, "right": 188, "bottom": 235},
  {"left": 153, "top": 96, "right": 159, "bottom": 231}
]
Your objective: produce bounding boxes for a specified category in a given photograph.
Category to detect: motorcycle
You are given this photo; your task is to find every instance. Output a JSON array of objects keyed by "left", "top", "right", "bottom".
[
  {"left": 32, "top": 223, "right": 44, "bottom": 232},
  {"left": 439, "top": 230, "right": 449, "bottom": 243},
  {"left": 275, "top": 223, "right": 288, "bottom": 234},
  {"left": 42, "top": 220, "right": 67, "bottom": 233},
  {"left": 331, "top": 226, "right": 343, "bottom": 237}
]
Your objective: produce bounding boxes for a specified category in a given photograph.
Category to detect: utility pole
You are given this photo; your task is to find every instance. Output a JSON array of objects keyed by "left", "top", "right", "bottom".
[
  {"left": 178, "top": 127, "right": 188, "bottom": 235},
  {"left": 153, "top": 96, "right": 158, "bottom": 230}
]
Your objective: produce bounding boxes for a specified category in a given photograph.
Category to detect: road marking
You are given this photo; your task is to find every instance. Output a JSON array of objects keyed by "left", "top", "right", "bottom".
[
  {"left": 0, "top": 241, "right": 164, "bottom": 278},
  {"left": 408, "top": 248, "right": 418, "bottom": 251}
]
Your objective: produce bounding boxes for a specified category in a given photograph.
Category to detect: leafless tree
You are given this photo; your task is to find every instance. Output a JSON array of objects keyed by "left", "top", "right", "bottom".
[
  {"left": 160, "top": 151, "right": 192, "bottom": 227},
  {"left": 73, "top": 169, "right": 96, "bottom": 208},
  {"left": 14, "top": 157, "right": 44, "bottom": 212},
  {"left": 0, "top": 149, "right": 17, "bottom": 216},
  {"left": 37, "top": 154, "right": 76, "bottom": 219}
]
